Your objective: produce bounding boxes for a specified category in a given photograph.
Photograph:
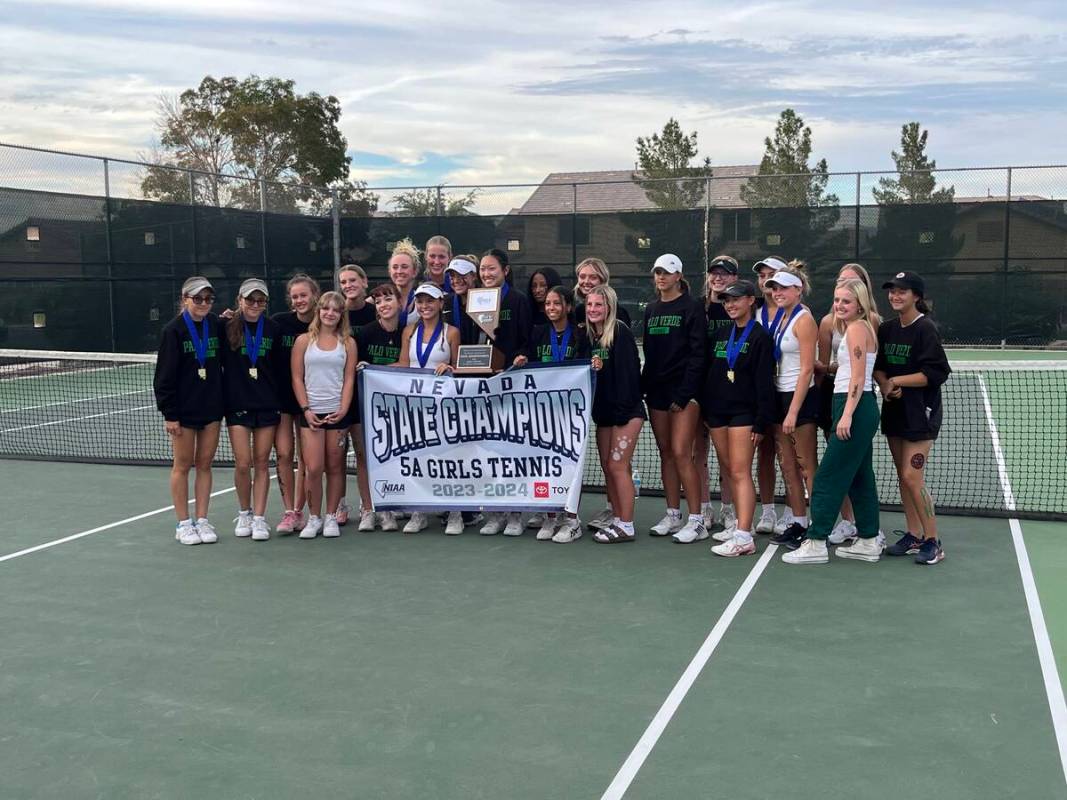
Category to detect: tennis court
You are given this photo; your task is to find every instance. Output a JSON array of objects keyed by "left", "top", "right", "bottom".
[{"left": 2, "top": 351, "right": 1066, "bottom": 798}]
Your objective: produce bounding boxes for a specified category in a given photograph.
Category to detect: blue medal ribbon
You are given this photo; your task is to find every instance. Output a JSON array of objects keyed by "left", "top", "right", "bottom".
[
  {"left": 244, "top": 315, "right": 264, "bottom": 368},
  {"left": 549, "top": 324, "right": 572, "bottom": 362},
  {"left": 415, "top": 318, "right": 444, "bottom": 369},
  {"left": 501, "top": 282, "right": 511, "bottom": 299},
  {"left": 726, "top": 318, "right": 756, "bottom": 375},
  {"left": 452, "top": 293, "right": 462, "bottom": 330},
  {"left": 181, "top": 310, "right": 210, "bottom": 369},
  {"left": 761, "top": 305, "right": 785, "bottom": 336},
  {"left": 399, "top": 287, "right": 416, "bottom": 328},
  {"left": 773, "top": 305, "right": 802, "bottom": 361}
]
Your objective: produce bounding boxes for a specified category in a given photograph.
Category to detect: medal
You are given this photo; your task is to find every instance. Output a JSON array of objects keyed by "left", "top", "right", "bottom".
[
  {"left": 197, "top": 368, "right": 207, "bottom": 380},
  {"left": 549, "top": 324, "right": 572, "bottom": 362},
  {"left": 727, "top": 369, "right": 735, "bottom": 383},
  {"left": 244, "top": 315, "right": 264, "bottom": 380},
  {"left": 725, "top": 318, "right": 755, "bottom": 384},
  {"left": 182, "top": 310, "right": 211, "bottom": 379},
  {"left": 414, "top": 318, "right": 444, "bottom": 369},
  {"left": 249, "top": 367, "right": 258, "bottom": 379}
]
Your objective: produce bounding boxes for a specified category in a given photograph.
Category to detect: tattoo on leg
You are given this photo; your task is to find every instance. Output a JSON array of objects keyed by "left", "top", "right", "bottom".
[{"left": 910, "top": 453, "right": 925, "bottom": 469}]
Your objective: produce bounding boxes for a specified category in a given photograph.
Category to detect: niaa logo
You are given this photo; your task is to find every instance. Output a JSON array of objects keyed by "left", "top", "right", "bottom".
[{"left": 374, "top": 479, "right": 405, "bottom": 497}]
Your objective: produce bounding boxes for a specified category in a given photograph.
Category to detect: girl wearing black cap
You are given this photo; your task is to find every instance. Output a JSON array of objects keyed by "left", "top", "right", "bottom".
[
  {"left": 642, "top": 254, "right": 708, "bottom": 542},
  {"left": 153, "top": 276, "right": 224, "bottom": 546},
  {"left": 874, "top": 271, "right": 951, "bottom": 565},
  {"left": 222, "top": 279, "right": 282, "bottom": 541},
  {"left": 527, "top": 267, "right": 563, "bottom": 327},
  {"left": 700, "top": 280, "right": 777, "bottom": 557}
]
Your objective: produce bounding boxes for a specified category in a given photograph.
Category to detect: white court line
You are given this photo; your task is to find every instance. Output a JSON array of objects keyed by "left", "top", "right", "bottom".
[
  {"left": 1, "top": 389, "right": 150, "bottom": 414},
  {"left": 0, "top": 485, "right": 238, "bottom": 565},
  {"left": 978, "top": 374, "right": 1067, "bottom": 785},
  {"left": 0, "top": 404, "right": 155, "bottom": 434},
  {"left": 601, "top": 543, "right": 779, "bottom": 800}
]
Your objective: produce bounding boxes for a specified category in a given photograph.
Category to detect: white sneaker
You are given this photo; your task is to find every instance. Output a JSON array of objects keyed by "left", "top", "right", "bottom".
[
  {"left": 672, "top": 519, "right": 709, "bottom": 543},
  {"left": 175, "top": 520, "right": 201, "bottom": 546},
  {"left": 721, "top": 503, "right": 737, "bottom": 532},
  {"left": 527, "top": 513, "right": 545, "bottom": 529},
  {"left": 828, "top": 519, "right": 858, "bottom": 545},
  {"left": 650, "top": 513, "right": 684, "bottom": 536},
  {"left": 358, "top": 509, "right": 376, "bottom": 532},
  {"left": 445, "top": 512, "right": 465, "bottom": 535},
  {"left": 335, "top": 496, "right": 351, "bottom": 526},
  {"left": 296, "top": 508, "right": 309, "bottom": 531},
  {"left": 535, "top": 514, "right": 559, "bottom": 540},
  {"left": 251, "top": 517, "right": 270, "bottom": 541},
  {"left": 711, "top": 535, "right": 756, "bottom": 557},
  {"left": 323, "top": 514, "right": 340, "bottom": 538},
  {"left": 552, "top": 517, "right": 584, "bottom": 543},
  {"left": 781, "top": 538, "right": 828, "bottom": 564},
  {"left": 755, "top": 507, "right": 777, "bottom": 535},
  {"left": 774, "top": 509, "right": 796, "bottom": 535},
  {"left": 195, "top": 518, "right": 218, "bottom": 544},
  {"left": 836, "top": 535, "right": 882, "bottom": 562},
  {"left": 503, "top": 513, "right": 524, "bottom": 536},
  {"left": 480, "top": 513, "right": 505, "bottom": 535},
  {"left": 300, "top": 515, "right": 324, "bottom": 539},
  {"left": 234, "top": 510, "right": 253, "bottom": 538},
  {"left": 712, "top": 528, "right": 735, "bottom": 543},
  {"left": 702, "top": 504, "right": 716, "bottom": 530},
  {"left": 587, "top": 507, "right": 613, "bottom": 530},
  {"left": 875, "top": 530, "right": 886, "bottom": 550},
  {"left": 403, "top": 512, "right": 428, "bottom": 534},
  {"left": 378, "top": 511, "right": 398, "bottom": 531}
]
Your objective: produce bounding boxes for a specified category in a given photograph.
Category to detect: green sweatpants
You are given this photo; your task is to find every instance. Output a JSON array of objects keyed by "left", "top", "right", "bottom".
[{"left": 808, "top": 392, "right": 880, "bottom": 540}]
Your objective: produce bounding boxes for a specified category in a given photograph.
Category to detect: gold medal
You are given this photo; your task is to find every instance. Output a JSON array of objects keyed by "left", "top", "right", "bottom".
[
  {"left": 197, "top": 367, "right": 207, "bottom": 380},
  {"left": 727, "top": 369, "right": 735, "bottom": 383},
  {"left": 249, "top": 367, "right": 258, "bottom": 379}
]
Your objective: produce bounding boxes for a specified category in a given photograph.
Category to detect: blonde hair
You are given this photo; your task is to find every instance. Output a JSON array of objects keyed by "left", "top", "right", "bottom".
[
  {"left": 779, "top": 260, "right": 811, "bottom": 296},
  {"left": 338, "top": 263, "right": 367, "bottom": 282},
  {"left": 390, "top": 238, "right": 422, "bottom": 274},
  {"left": 575, "top": 257, "right": 610, "bottom": 300},
  {"left": 585, "top": 285, "right": 619, "bottom": 351},
  {"left": 425, "top": 235, "right": 452, "bottom": 256},
  {"left": 836, "top": 263, "right": 880, "bottom": 330},
  {"left": 837, "top": 278, "right": 877, "bottom": 342},
  {"left": 307, "top": 291, "right": 350, "bottom": 343}
]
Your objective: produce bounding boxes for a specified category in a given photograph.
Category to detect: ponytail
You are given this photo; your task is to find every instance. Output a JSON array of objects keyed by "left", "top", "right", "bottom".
[
  {"left": 226, "top": 298, "right": 243, "bottom": 351},
  {"left": 916, "top": 296, "right": 931, "bottom": 315}
]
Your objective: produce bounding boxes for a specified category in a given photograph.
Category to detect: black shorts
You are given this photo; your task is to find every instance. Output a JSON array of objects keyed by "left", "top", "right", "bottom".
[
  {"left": 775, "top": 387, "right": 820, "bottom": 427},
  {"left": 645, "top": 390, "right": 697, "bottom": 413},
  {"left": 226, "top": 410, "right": 281, "bottom": 429},
  {"left": 592, "top": 403, "right": 647, "bottom": 428},
  {"left": 880, "top": 400, "right": 939, "bottom": 441},
  {"left": 297, "top": 411, "right": 352, "bottom": 431},
  {"left": 704, "top": 411, "right": 755, "bottom": 429},
  {"left": 176, "top": 417, "right": 221, "bottom": 431}
]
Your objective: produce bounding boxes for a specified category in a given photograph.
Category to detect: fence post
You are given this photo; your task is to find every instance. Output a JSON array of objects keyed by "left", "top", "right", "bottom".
[
  {"left": 187, "top": 170, "right": 198, "bottom": 271},
  {"left": 1001, "top": 167, "right": 1013, "bottom": 348},
  {"left": 332, "top": 187, "right": 341, "bottom": 278},
  {"left": 259, "top": 178, "right": 269, "bottom": 285},
  {"left": 854, "top": 172, "right": 861, "bottom": 261},
  {"left": 435, "top": 185, "right": 443, "bottom": 232},
  {"left": 571, "top": 183, "right": 578, "bottom": 272},
  {"left": 102, "top": 158, "right": 117, "bottom": 351},
  {"left": 704, "top": 175, "right": 711, "bottom": 274}
]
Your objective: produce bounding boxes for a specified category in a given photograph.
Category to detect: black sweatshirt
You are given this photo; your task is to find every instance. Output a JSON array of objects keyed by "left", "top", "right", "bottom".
[
  {"left": 153, "top": 312, "right": 224, "bottom": 423},
  {"left": 490, "top": 287, "right": 532, "bottom": 365},
  {"left": 348, "top": 304, "right": 376, "bottom": 330},
  {"left": 357, "top": 321, "right": 402, "bottom": 365},
  {"left": 640, "top": 292, "right": 707, "bottom": 406},
  {"left": 705, "top": 300, "right": 733, "bottom": 341},
  {"left": 589, "top": 321, "right": 646, "bottom": 426},
  {"left": 442, "top": 292, "right": 482, "bottom": 346},
  {"left": 220, "top": 315, "right": 283, "bottom": 414},
  {"left": 272, "top": 311, "right": 311, "bottom": 415},
  {"left": 875, "top": 315, "right": 952, "bottom": 435},
  {"left": 701, "top": 321, "right": 777, "bottom": 434},
  {"left": 529, "top": 322, "right": 592, "bottom": 363},
  {"left": 576, "top": 302, "right": 631, "bottom": 329}
]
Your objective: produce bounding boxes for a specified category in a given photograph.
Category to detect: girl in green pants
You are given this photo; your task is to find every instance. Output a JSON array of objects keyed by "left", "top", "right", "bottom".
[{"left": 784, "top": 278, "right": 881, "bottom": 565}]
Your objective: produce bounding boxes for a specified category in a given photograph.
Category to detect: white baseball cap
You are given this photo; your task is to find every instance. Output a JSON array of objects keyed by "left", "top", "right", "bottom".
[
  {"left": 238, "top": 278, "right": 269, "bottom": 298},
  {"left": 652, "top": 253, "right": 683, "bottom": 274},
  {"left": 413, "top": 282, "right": 445, "bottom": 299},
  {"left": 446, "top": 257, "right": 477, "bottom": 275},
  {"left": 766, "top": 271, "right": 802, "bottom": 289},
  {"left": 753, "top": 257, "right": 789, "bottom": 274}
]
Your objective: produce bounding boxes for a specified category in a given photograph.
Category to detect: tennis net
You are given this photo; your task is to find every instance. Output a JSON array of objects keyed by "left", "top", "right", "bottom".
[{"left": 1, "top": 348, "right": 1064, "bottom": 521}]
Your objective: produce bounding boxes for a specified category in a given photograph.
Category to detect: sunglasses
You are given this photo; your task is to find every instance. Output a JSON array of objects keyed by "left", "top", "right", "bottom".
[
  {"left": 187, "top": 294, "right": 215, "bottom": 305},
  {"left": 243, "top": 296, "right": 268, "bottom": 306}
]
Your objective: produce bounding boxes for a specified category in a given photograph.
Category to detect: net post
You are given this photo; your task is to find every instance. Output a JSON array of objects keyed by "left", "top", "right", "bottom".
[{"left": 102, "top": 157, "right": 117, "bottom": 352}]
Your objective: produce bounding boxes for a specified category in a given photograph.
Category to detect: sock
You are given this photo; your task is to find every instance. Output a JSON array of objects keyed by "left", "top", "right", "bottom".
[
  {"left": 177, "top": 518, "right": 192, "bottom": 527},
  {"left": 253, "top": 515, "right": 265, "bottom": 522},
  {"left": 794, "top": 515, "right": 809, "bottom": 527},
  {"left": 667, "top": 507, "right": 681, "bottom": 519},
  {"left": 196, "top": 517, "right": 209, "bottom": 524},
  {"left": 616, "top": 519, "right": 635, "bottom": 535},
  {"left": 761, "top": 504, "right": 776, "bottom": 516},
  {"left": 701, "top": 501, "right": 712, "bottom": 514},
  {"left": 734, "top": 528, "right": 753, "bottom": 544},
  {"left": 688, "top": 513, "right": 703, "bottom": 525}
]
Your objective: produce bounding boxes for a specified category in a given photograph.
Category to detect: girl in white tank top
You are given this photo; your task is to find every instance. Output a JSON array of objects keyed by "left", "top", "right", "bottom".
[{"left": 396, "top": 284, "right": 460, "bottom": 376}]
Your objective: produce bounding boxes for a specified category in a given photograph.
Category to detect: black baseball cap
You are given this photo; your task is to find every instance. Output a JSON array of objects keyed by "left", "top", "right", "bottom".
[
  {"left": 708, "top": 255, "right": 739, "bottom": 274},
  {"left": 719, "top": 280, "right": 757, "bottom": 298},
  {"left": 882, "top": 271, "right": 925, "bottom": 296}
]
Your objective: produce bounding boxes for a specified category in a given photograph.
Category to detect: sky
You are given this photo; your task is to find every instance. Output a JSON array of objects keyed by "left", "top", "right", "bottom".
[{"left": 1, "top": 0, "right": 1065, "bottom": 195}]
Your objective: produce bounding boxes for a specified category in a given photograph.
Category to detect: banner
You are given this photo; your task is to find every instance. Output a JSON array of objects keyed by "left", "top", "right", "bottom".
[{"left": 358, "top": 362, "right": 594, "bottom": 513}]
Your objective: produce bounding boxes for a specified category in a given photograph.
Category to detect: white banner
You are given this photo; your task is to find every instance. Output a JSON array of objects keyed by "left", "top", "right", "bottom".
[{"left": 358, "top": 363, "right": 594, "bottom": 513}]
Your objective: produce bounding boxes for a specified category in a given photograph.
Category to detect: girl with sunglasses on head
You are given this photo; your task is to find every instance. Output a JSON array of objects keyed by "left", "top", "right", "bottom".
[
  {"left": 272, "top": 274, "right": 321, "bottom": 535},
  {"left": 154, "top": 276, "right": 225, "bottom": 546},
  {"left": 222, "top": 279, "right": 282, "bottom": 542},
  {"left": 290, "top": 291, "right": 357, "bottom": 540},
  {"left": 389, "top": 238, "right": 422, "bottom": 328}
]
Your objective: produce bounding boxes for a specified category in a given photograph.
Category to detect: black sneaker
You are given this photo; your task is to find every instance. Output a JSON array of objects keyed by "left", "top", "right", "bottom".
[
  {"left": 915, "top": 538, "right": 945, "bottom": 565},
  {"left": 770, "top": 522, "right": 807, "bottom": 550},
  {"left": 885, "top": 530, "right": 922, "bottom": 557}
]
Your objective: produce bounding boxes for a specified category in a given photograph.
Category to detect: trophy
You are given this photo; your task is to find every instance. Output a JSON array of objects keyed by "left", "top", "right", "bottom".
[{"left": 455, "top": 287, "right": 505, "bottom": 375}]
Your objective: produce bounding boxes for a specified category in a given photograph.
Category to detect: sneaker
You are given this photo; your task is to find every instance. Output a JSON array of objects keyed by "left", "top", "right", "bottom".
[
  {"left": 702, "top": 504, "right": 717, "bottom": 531},
  {"left": 234, "top": 510, "right": 253, "bottom": 538},
  {"left": 755, "top": 507, "right": 777, "bottom": 535},
  {"left": 175, "top": 520, "right": 201, "bottom": 546},
  {"left": 358, "top": 509, "right": 376, "bottom": 532},
  {"left": 403, "top": 512, "right": 428, "bottom": 534},
  {"left": 296, "top": 508, "right": 309, "bottom": 531},
  {"left": 335, "top": 497, "right": 351, "bottom": 526},
  {"left": 770, "top": 522, "right": 807, "bottom": 550},
  {"left": 774, "top": 509, "right": 795, "bottom": 535},
  {"left": 672, "top": 519, "right": 709, "bottom": 543},
  {"left": 827, "top": 519, "right": 858, "bottom": 545},
  {"left": 711, "top": 535, "right": 756, "bottom": 557},
  {"left": 587, "top": 507, "right": 613, "bottom": 531},
  {"left": 886, "top": 531, "right": 922, "bottom": 557},
  {"left": 480, "top": 513, "right": 505, "bottom": 535},
  {"left": 378, "top": 511, "right": 399, "bottom": 532},
  {"left": 527, "top": 513, "right": 546, "bottom": 529},
  {"left": 300, "top": 515, "right": 324, "bottom": 539},
  {"left": 721, "top": 503, "right": 738, "bottom": 532},
  {"left": 915, "top": 538, "right": 945, "bottom": 565},
  {"left": 323, "top": 514, "right": 341, "bottom": 538},
  {"left": 552, "top": 517, "right": 584, "bottom": 543},
  {"left": 650, "top": 513, "right": 684, "bottom": 537},
  {"left": 445, "top": 511, "right": 465, "bottom": 536},
  {"left": 195, "top": 518, "right": 218, "bottom": 544},
  {"left": 875, "top": 530, "right": 886, "bottom": 550},
  {"left": 712, "top": 528, "right": 735, "bottom": 543},
  {"left": 251, "top": 517, "right": 270, "bottom": 541},
  {"left": 836, "top": 535, "right": 881, "bottom": 562},
  {"left": 781, "top": 537, "right": 829, "bottom": 564},
  {"left": 536, "top": 514, "right": 559, "bottom": 541},
  {"left": 276, "top": 510, "right": 300, "bottom": 535},
  {"left": 503, "top": 513, "right": 524, "bottom": 536}
]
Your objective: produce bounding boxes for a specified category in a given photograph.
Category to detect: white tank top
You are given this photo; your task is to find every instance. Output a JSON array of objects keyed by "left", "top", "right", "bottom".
[
  {"left": 304, "top": 338, "right": 347, "bottom": 413},
  {"left": 833, "top": 329, "right": 877, "bottom": 393},
  {"left": 829, "top": 327, "right": 843, "bottom": 366},
  {"left": 775, "top": 307, "right": 814, "bottom": 392},
  {"left": 407, "top": 322, "right": 452, "bottom": 369}
]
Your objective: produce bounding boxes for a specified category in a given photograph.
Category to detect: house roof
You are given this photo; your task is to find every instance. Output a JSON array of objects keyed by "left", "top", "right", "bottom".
[{"left": 518, "top": 166, "right": 759, "bottom": 214}]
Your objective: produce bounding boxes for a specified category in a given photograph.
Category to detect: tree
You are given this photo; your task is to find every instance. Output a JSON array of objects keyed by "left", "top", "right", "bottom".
[
  {"left": 141, "top": 75, "right": 377, "bottom": 215},
  {"left": 633, "top": 118, "right": 713, "bottom": 210},
  {"left": 391, "top": 187, "right": 480, "bottom": 217},
  {"left": 873, "top": 122, "right": 955, "bottom": 205}
]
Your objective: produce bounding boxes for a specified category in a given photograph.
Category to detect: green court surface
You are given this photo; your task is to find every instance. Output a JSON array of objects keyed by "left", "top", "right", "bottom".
[
  {"left": 947, "top": 348, "right": 1067, "bottom": 361},
  {"left": 3, "top": 459, "right": 1066, "bottom": 799}
]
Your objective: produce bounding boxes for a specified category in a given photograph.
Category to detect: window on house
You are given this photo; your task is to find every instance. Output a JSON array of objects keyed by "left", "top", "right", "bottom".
[
  {"left": 144, "top": 232, "right": 156, "bottom": 246},
  {"left": 25, "top": 226, "right": 40, "bottom": 242},
  {"left": 722, "top": 211, "right": 752, "bottom": 242}
]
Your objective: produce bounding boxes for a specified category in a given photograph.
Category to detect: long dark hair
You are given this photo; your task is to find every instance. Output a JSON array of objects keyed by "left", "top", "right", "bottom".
[
  {"left": 528, "top": 267, "right": 562, "bottom": 305},
  {"left": 481, "top": 248, "right": 513, "bottom": 285},
  {"left": 545, "top": 285, "right": 576, "bottom": 323}
]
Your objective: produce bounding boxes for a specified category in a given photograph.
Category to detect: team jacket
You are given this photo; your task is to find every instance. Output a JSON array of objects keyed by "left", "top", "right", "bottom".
[
  {"left": 153, "top": 313, "right": 224, "bottom": 423},
  {"left": 271, "top": 311, "right": 311, "bottom": 415},
  {"left": 875, "top": 315, "right": 951, "bottom": 434},
  {"left": 528, "top": 322, "right": 592, "bottom": 363},
  {"left": 640, "top": 293, "right": 707, "bottom": 406},
  {"left": 701, "top": 322, "right": 777, "bottom": 434},
  {"left": 589, "top": 322, "right": 646, "bottom": 426},
  {"left": 220, "top": 315, "right": 283, "bottom": 414}
]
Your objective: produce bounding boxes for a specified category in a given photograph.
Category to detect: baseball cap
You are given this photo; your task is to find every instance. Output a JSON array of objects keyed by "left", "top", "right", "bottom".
[
  {"left": 719, "top": 280, "right": 757, "bottom": 298},
  {"left": 652, "top": 253, "right": 683, "bottom": 274},
  {"left": 881, "top": 271, "right": 925, "bottom": 296},
  {"left": 765, "top": 271, "right": 803, "bottom": 289},
  {"left": 413, "top": 283, "right": 445, "bottom": 300},
  {"left": 753, "top": 257, "right": 788, "bottom": 274},
  {"left": 708, "top": 255, "right": 739, "bottom": 274},
  {"left": 181, "top": 276, "right": 214, "bottom": 297},
  {"left": 238, "top": 278, "right": 269, "bottom": 298},
  {"left": 446, "top": 257, "right": 477, "bottom": 275}
]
